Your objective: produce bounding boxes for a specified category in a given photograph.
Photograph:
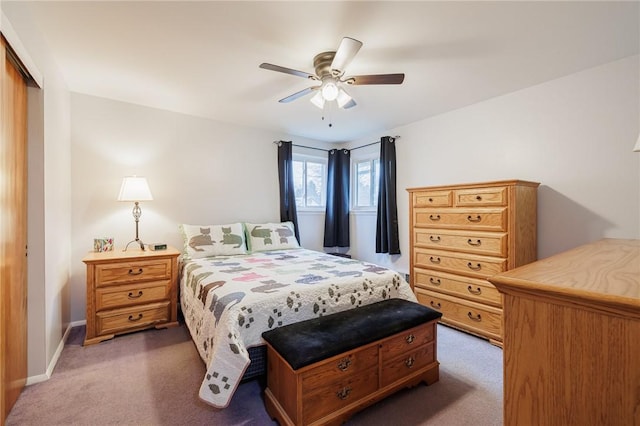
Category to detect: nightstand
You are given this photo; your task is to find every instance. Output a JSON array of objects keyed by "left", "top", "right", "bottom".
[{"left": 82, "top": 247, "right": 180, "bottom": 345}]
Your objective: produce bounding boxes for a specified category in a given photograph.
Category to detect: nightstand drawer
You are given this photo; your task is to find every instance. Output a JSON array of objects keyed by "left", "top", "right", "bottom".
[
  {"left": 95, "top": 301, "right": 170, "bottom": 336},
  {"left": 95, "top": 280, "right": 170, "bottom": 311},
  {"left": 95, "top": 258, "right": 172, "bottom": 286}
]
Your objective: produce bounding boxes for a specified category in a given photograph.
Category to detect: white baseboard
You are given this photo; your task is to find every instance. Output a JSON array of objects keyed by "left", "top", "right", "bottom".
[{"left": 25, "top": 320, "right": 86, "bottom": 386}]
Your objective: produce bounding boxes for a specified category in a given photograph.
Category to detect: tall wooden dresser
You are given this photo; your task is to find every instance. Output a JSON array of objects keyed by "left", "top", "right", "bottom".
[
  {"left": 407, "top": 180, "right": 539, "bottom": 345},
  {"left": 489, "top": 239, "right": 640, "bottom": 425}
]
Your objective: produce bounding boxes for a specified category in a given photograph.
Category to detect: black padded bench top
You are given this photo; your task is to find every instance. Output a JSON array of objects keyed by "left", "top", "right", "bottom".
[{"left": 261, "top": 298, "right": 442, "bottom": 370}]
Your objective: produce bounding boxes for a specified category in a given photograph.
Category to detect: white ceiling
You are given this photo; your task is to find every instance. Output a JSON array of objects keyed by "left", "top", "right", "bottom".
[{"left": 7, "top": 1, "right": 640, "bottom": 143}]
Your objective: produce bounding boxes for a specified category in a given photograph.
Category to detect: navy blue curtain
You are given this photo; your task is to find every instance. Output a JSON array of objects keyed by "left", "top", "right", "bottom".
[
  {"left": 324, "top": 149, "right": 350, "bottom": 247},
  {"left": 376, "top": 136, "right": 400, "bottom": 254},
  {"left": 277, "top": 141, "right": 300, "bottom": 243}
]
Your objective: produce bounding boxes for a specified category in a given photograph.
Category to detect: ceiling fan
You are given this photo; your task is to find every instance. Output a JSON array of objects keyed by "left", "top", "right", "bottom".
[{"left": 259, "top": 37, "right": 404, "bottom": 110}]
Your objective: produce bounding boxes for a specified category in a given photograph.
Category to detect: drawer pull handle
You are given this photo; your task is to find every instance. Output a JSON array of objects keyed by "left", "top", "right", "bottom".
[
  {"left": 428, "top": 198, "right": 433, "bottom": 203},
  {"left": 475, "top": 195, "right": 482, "bottom": 201},
  {"left": 429, "top": 277, "right": 441, "bottom": 286},
  {"left": 467, "top": 262, "right": 482, "bottom": 271},
  {"left": 429, "top": 214, "right": 441, "bottom": 221},
  {"left": 336, "top": 386, "right": 352, "bottom": 400},
  {"left": 429, "top": 236, "right": 441, "bottom": 242},
  {"left": 128, "top": 313, "right": 143, "bottom": 322},
  {"left": 467, "top": 312, "right": 482, "bottom": 322},
  {"left": 429, "top": 256, "right": 441, "bottom": 264},
  {"left": 405, "top": 334, "right": 415, "bottom": 344},
  {"left": 405, "top": 356, "right": 415, "bottom": 368},
  {"left": 467, "top": 286, "right": 482, "bottom": 295},
  {"left": 128, "top": 291, "right": 143, "bottom": 299},
  {"left": 128, "top": 268, "right": 143, "bottom": 276},
  {"left": 337, "top": 358, "right": 351, "bottom": 371},
  {"left": 467, "top": 239, "right": 482, "bottom": 246},
  {"left": 430, "top": 301, "right": 441, "bottom": 310},
  {"left": 467, "top": 215, "right": 482, "bottom": 222}
]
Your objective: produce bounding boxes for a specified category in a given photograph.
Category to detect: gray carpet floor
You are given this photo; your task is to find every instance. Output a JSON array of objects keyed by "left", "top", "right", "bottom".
[{"left": 6, "top": 322, "right": 503, "bottom": 425}]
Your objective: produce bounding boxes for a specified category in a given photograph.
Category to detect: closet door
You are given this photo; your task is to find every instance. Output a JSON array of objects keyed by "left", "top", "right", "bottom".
[{"left": 0, "top": 35, "right": 28, "bottom": 424}]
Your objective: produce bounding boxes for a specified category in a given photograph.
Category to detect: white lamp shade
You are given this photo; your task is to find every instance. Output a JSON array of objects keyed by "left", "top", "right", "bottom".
[
  {"left": 634, "top": 134, "right": 640, "bottom": 152},
  {"left": 117, "top": 176, "right": 153, "bottom": 201},
  {"left": 310, "top": 91, "right": 325, "bottom": 109},
  {"left": 336, "top": 88, "right": 353, "bottom": 109}
]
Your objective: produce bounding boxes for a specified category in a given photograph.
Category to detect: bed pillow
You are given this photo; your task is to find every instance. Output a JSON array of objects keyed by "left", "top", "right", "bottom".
[
  {"left": 179, "top": 223, "right": 247, "bottom": 259},
  {"left": 244, "top": 221, "right": 299, "bottom": 252}
]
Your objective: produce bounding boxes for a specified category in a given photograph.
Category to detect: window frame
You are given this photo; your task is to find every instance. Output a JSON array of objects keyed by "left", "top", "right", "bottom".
[
  {"left": 292, "top": 153, "right": 328, "bottom": 212},
  {"left": 351, "top": 154, "right": 380, "bottom": 212}
]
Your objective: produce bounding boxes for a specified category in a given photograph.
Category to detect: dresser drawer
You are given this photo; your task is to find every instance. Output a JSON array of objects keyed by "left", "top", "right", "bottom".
[
  {"left": 414, "top": 229, "right": 507, "bottom": 257},
  {"left": 95, "top": 301, "right": 170, "bottom": 336},
  {"left": 413, "top": 268, "right": 502, "bottom": 307},
  {"left": 95, "top": 258, "right": 172, "bottom": 286},
  {"left": 455, "top": 186, "right": 507, "bottom": 207},
  {"left": 95, "top": 280, "right": 170, "bottom": 311},
  {"left": 412, "top": 190, "right": 452, "bottom": 207},
  {"left": 414, "top": 248, "right": 506, "bottom": 279},
  {"left": 414, "top": 208, "right": 508, "bottom": 232},
  {"left": 301, "top": 345, "right": 378, "bottom": 391},
  {"left": 379, "top": 323, "right": 435, "bottom": 362},
  {"left": 302, "top": 366, "right": 379, "bottom": 424},
  {"left": 415, "top": 289, "right": 502, "bottom": 340},
  {"left": 381, "top": 342, "right": 435, "bottom": 388}
]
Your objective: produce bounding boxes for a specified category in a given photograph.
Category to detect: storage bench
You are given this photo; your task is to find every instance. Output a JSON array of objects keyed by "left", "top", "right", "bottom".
[{"left": 261, "top": 298, "right": 443, "bottom": 425}]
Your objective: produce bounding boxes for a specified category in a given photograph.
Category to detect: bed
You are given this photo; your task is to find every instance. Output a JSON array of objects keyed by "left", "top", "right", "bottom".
[{"left": 178, "top": 222, "right": 416, "bottom": 408}]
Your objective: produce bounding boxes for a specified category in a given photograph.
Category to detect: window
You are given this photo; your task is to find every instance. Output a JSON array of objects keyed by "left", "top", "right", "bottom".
[
  {"left": 293, "top": 155, "right": 327, "bottom": 209},
  {"left": 353, "top": 157, "right": 380, "bottom": 209}
]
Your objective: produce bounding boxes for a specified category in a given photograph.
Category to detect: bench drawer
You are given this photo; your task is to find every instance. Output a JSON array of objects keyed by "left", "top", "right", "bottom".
[
  {"left": 301, "top": 345, "right": 378, "bottom": 391},
  {"left": 379, "top": 323, "right": 435, "bottom": 362},
  {"left": 381, "top": 343, "right": 435, "bottom": 388},
  {"left": 302, "top": 366, "right": 379, "bottom": 424}
]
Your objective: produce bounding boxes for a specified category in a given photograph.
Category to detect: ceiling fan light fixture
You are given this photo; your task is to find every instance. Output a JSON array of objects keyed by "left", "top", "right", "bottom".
[
  {"left": 310, "top": 91, "right": 325, "bottom": 109},
  {"left": 336, "top": 88, "right": 352, "bottom": 109},
  {"left": 321, "top": 80, "right": 339, "bottom": 101}
]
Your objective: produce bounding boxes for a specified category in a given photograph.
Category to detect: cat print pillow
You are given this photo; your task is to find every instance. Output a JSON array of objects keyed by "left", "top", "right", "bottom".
[
  {"left": 179, "top": 223, "right": 247, "bottom": 259},
  {"left": 244, "top": 221, "right": 300, "bottom": 253}
]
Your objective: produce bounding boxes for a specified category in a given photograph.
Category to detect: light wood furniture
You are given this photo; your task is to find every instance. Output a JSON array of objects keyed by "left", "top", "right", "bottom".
[
  {"left": 82, "top": 247, "right": 180, "bottom": 345},
  {"left": 264, "top": 320, "right": 439, "bottom": 426},
  {"left": 407, "top": 180, "right": 539, "bottom": 345},
  {"left": 489, "top": 238, "right": 640, "bottom": 425},
  {"left": 1, "top": 36, "right": 28, "bottom": 424}
]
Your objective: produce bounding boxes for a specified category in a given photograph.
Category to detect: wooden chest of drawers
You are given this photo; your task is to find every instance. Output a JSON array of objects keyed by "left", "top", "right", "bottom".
[
  {"left": 408, "top": 180, "right": 538, "bottom": 345},
  {"left": 82, "top": 247, "right": 180, "bottom": 345},
  {"left": 264, "top": 320, "right": 440, "bottom": 426}
]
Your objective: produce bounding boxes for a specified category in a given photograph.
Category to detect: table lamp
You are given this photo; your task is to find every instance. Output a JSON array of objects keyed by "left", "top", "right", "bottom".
[{"left": 118, "top": 176, "right": 153, "bottom": 251}]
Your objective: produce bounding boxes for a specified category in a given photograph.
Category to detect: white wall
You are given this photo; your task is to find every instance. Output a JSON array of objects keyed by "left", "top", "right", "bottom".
[
  {"left": 344, "top": 55, "right": 640, "bottom": 274},
  {"left": 69, "top": 94, "right": 326, "bottom": 322},
  {"left": 3, "top": 5, "right": 72, "bottom": 380}
]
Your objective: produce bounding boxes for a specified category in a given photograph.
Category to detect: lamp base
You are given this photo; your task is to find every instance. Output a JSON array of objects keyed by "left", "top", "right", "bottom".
[{"left": 123, "top": 238, "right": 145, "bottom": 252}]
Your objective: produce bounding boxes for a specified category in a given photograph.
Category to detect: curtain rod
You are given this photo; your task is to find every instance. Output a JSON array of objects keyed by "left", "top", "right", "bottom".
[{"left": 273, "top": 136, "right": 400, "bottom": 152}]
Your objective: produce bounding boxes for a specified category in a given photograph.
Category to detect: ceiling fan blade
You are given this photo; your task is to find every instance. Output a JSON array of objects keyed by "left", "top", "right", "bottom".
[
  {"left": 278, "top": 87, "right": 318, "bottom": 103},
  {"left": 259, "top": 63, "right": 317, "bottom": 80},
  {"left": 330, "top": 37, "right": 363, "bottom": 73},
  {"left": 347, "top": 73, "right": 405, "bottom": 85}
]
